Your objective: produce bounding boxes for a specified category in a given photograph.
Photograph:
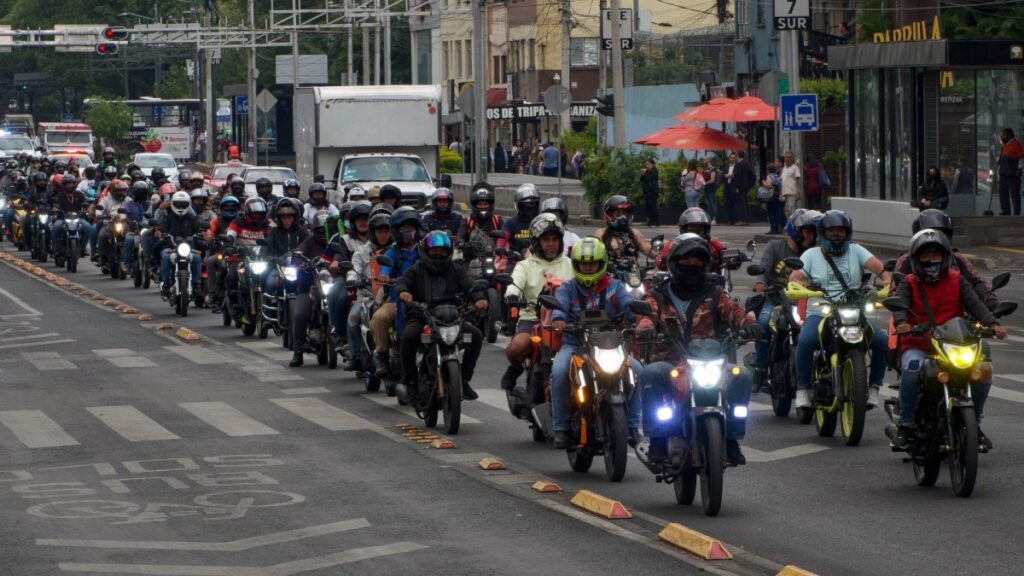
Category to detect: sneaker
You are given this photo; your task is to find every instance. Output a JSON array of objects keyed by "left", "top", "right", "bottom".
[
  {"left": 725, "top": 439, "right": 746, "bottom": 466},
  {"left": 160, "top": 284, "right": 171, "bottom": 299},
  {"left": 288, "top": 352, "right": 303, "bottom": 367},
  {"left": 501, "top": 365, "right": 523, "bottom": 390},
  {"left": 628, "top": 427, "right": 641, "bottom": 448},
  {"left": 867, "top": 385, "right": 880, "bottom": 409},
  {"left": 795, "top": 388, "right": 812, "bottom": 408},
  {"left": 891, "top": 424, "right": 912, "bottom": 450},
  {"left": 461, "top": 381, "right": 479, "bottom": 401},
  {"left": 978, "top": 429, "right": 993, "bottom": 453},
  {"left": 372, "top": 352, "right": 389, "bottom": 377},
  {"left": 553, "top": 431, "right": 571, "bottom": 449}
]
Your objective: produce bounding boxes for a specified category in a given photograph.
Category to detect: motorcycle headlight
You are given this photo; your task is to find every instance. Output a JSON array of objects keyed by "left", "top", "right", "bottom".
[
  {"left": 249, "top": 261, "right": 268, "bottom": 275},
  {"left": 38, "top": 214, "right": 49, "bottom": 224},
  {"left": 592, "top": 347, "right": 626, "bottom": 375},
  {"left": 114, "top": 222, "right": 124, "bottom": 233},
  {"left": 485, "top": 267, "right": 495, "bottom": 275},
  {"left": 283, "top": 266, "right": 299, "bottom": 282},
  {"left": 686, "top": 358, "right": 724, "bottom": 389},
  {"left": 67, "top": 218, "right": 79, "bottom": 226},
  {"left": 789, "top": 306, "right": 803, "bottom": 326},
  {"left": 176, "top": 243, "right": 192, "bottom": 258},
  {"left": 942, "top": 343, "right": 978, "bottom": 369},
  {"left": 838, "top": 307, "right": 860, "bottom": 325},
  {"left": 839, "top": 326, "right": 863, "bottom": 343},
  {"left": 656, "top": 405, "right": 674, "bottom": 422},
  {"left": 815, "top": 303, "right": 831, "bottom": 315},
  {"left": 0, "top": 198, "right": 6, "bottom": 210},
  {"left": 438, "top": 325, "right": 461, "bottom": 346}
]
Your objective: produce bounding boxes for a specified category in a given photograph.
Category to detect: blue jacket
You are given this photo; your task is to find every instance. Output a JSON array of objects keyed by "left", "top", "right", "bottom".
[
  {"left": 379, "top": 244, "right": 419, "bottom": 302},
  {"left": 552, "top": 275, "right": 634, "bottom": 346}
]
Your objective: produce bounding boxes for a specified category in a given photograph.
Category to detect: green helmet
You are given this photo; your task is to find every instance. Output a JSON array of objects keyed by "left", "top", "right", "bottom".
[{"left": 570, "top": 237, "right": 608, "bottom": 288}]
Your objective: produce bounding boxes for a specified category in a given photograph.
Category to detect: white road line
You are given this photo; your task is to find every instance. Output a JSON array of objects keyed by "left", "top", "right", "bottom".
[
  {"left": 87, "top": 406, "right": 181, "bottom": 442},
  {"left": 271, "top": 397, "right": 372, "bottom": 431},
  {"left": 0, "top": 338, "right": 75, "bottom": 350},
  {"left": 21, "top": 351, "right": 77, "bottom": 371},
  {"left": 0, "top": 410, "right": 80, "bottom": 448},
  {"left": 0, "top": 285, "right": 43, "bottom": 316},
  {"left": 361, "top": 393, "right": 483, "bottom": 425},
  {"left": 179, "top": 402, "right": 280, "bottom": 437},
  {"left": 744, "top": 443, "right": 831, "bottom": 463},
  {"left": 279, "top": 387, "right": 331, "bottom": 395},
  {"left": 92, "top": 349, "right": 158, "bottom": 369},
  {"left": 0, "top": 332, "right": 61, "bottom": 343},
  {"left": 237, "top": 341, "right": 293, "bottom": 361},
  {"left": 474, "top": 388, "right": 511, "bottom": 412},
  {"left": 240, "top": 364, "right": 304, "bottom": 383},
  {"left": 164, "top": 345, "right": 230, "bottom": 365},
  {"left": 92, "top": 348, "right": 137, "bottom": 357}
]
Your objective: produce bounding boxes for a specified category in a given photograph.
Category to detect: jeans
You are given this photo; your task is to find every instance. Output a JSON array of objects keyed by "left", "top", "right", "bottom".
[
  {"left": 639, "top": 361, "right": 750, "bottom": 440},
  {"left": 326, "top": 283, "right": 349, "bottom": 339},
  {"left": 684, "top": 189, "right": 701, "bottom": 209},
  {"left": 752, "top": 303, "right": 775, "bottom": 370},
  {"left": 795, "top": 315, "right": 888, "bottom": 389},
  {"left": 122, "top": 235, "right": 136, "bottom": 269},
  {"left": 51, "top": 219, "right": 93, "bottom": 256},
  {"left": 766, "top": 197, "right": 785, "bottom": 232},
  {"left": 898, "top": 345, "right": 990, "bottom": 426},
  {"left": 704, "top": 187, "right": 718, "bottom": 221},
  {"left": 551, "top": 344, "right": 642, "bottom": 432},
  {"left": 347, "top": 301, "right": 366, "bottom": 358},
  {"left": 160, "top": 249, "right": 202, "bottom": 289},
  {"left": 89, "top": 221, "right": 100, "bottom": 253},
  {"left": 1, "top": 207, "right": 13, "bottom": 234}
]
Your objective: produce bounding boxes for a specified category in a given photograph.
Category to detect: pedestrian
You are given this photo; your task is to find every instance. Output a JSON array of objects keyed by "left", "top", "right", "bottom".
[
  {"left": 997, "top": 128, "right": 1023, "bottom": 215},
  {"left": 780, "top": 150, "right": 802, "bottom": 218},
  {"left": 494, "top": 141, "right": 507, "bottom": 173},
  {"left": 803, "top": 154, "right": 825, "bottom": 211},
  {"left": 560, "top": 144, "right": 568, "bottom": 177},
  {"left": 511, "top": 140, "right": 522, "bottom": 173},
  {"left": 542, "top": 142, "right": 560, "bottom": 177},
  {"left": 680, "top": 159, "right": 704, "bottom": 209},
  {"left": 731, "top": 151, "right": 755, "bottom": 225},
  {"left": 448, "top": 137, "right": 462, "bottom": 155},
  {"left": 762, "top": 163, "right": 784, "bottom": 233},
  {"left": 724, "top": 153, "right": 738, "bottom": 222},
  {"left": 640, "top": 158, "right": 660, "bottom": 226},
  {"left": 914, "top": 165, "right": 949, "bottom": 211},
  {"left": 702, "top": 156, "right": 719, "bottom": 224},
  {"left": 953, "top": 157, "right": 973, "bottom": 195}
]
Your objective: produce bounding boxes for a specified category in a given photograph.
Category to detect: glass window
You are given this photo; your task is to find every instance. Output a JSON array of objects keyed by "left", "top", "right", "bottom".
[
  {"left": 976, "top": 70, "right": 1024, "bottom": 215},
  {"left": 571, "top": 38, "right": 599, "bottom": 67},
  {"left": 885, "top": 68, "right": 914, "bottom": 202},
  {"left": 853, "top": 70, "right": 881, "bottom": 198},
  {"left": 939, "top": 71, "right": 976, "bottom": 200}
]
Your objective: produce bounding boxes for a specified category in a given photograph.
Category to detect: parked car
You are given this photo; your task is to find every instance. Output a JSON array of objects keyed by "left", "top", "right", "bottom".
[
  {"left": 240, "top": 166, "right": 299, "bottom": 198},
  {"left": 0, "top": 135, "right": 37, "bottom": 160},
  {"left": 209, "top": 160, "right": 252, "bottom": 191}
]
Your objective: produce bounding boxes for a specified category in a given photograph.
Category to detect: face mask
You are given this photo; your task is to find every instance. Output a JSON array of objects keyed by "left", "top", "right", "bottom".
[
  {"left": 671, "top": 263, "right": 706, "bottom": 295},
  {"left": 922, "top": 262, "right": 941, "bottom": 281},
  {"left": 400, "top": 229, "right": 417, "bottom": 245}
]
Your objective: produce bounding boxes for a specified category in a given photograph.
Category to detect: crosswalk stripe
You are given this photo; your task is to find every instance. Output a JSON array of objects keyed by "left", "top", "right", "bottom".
[
  {"left": 0, "top": 332, "right": 62, "bottom": 343},
  {"left": 87, "top": 406, "right": 181, "bottom": 442},
  {"left": 0, "top": 410, "right": 80, "bottom": 448},
  {"left": 92, "top": 349, "right": 158, "bottom": 369},
  {"left": 164, "top": 345, "right": 230, "bottom": 365},
  {"left": 237, "top": 341, "right": 293, "bottom": 361},
  {"left": 21, "top": 351, "right": 77, "bottom": 371},
  {"left": 179, "top": 402, "right": 280, "bottom": 437},
  {"left": 0, "top": 338, "right": 74, "bottom": 350},
  {"left": 271, "top": 397, "right": 371, "bottom": 431}
]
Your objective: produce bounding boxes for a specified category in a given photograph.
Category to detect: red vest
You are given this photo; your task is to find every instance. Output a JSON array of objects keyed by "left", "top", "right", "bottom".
[{"left": 902, "top": 268, "right": 962, "bottom": 351}]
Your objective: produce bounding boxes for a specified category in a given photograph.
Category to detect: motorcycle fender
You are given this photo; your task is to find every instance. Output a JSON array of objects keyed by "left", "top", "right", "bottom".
[
  {"left": 947, "top": 396, "right": 974, "bottom": 410},
  {"left": 692, "top": 406, "right": 725, "bottom": 419},
  {"left": 605, "top": 391, "right": 626, "bottom": 406},
  {"left": 531, "top": 402, "right": 554, "bottom": 439}
]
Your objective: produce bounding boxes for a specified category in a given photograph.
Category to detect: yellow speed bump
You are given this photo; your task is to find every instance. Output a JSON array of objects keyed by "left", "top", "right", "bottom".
[
  {"left": 658, "top": 523, "right": 732, "bottom": 560},
  {"left": 122, "top": 307, "right": 138, "bottom": 314},
  {"left": 156, "top": 323, "right": 174, "bottom": 330},
  {"left": 531, "top": 481, "right": 562, "bottom": 493},
  {"left": 570, "top": 490, "right": 632, "bottom": 519},
  {"left": 175, "top": 327, "right": 200, "bottom": 342},
  {"left": 137, "top": 314, "right": 154, "bottom": 321},
  {"left": 430, "top": 439, "right": 456, "bottom": 449},
  {"left": 479, "top": 458, "right": 506, "bottom": 470},
  {"left": 777, "top": 566, "right": 819, "bottom": 576},
  {"left": 91, "top": 294, "right": 104, "bottom": 301},
  {"left": 103, "top": 300, "right": 117, "bottom": 307}
]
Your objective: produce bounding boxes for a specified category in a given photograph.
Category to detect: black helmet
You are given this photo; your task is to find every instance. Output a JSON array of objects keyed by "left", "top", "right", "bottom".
[
  {"left": 53, "top": 160, "right": 67, "bottom": 172},
  {"left": 529, "top": 213, "right": 565, "bottom": 261},
  {"left": 177, "top": 169, "right": 192, "bottom": 187},
  {"left": 514, "top": 183, "right": 540, "bottom": 219},
  {"left": 307, "top": 182, "right": 327, "bottom": 205},
  {"left": 541, "top": 197, "right": 569, "bottom": 225},
  {"left": 912, "top": 208, "right": 953, "bottom": 240},
  {"left": 816, "top": 210, "right": 853, "bottom": 256},
  {"left": 602, "top": 195, "right": 634, "bottom": 232},
  {"left": 5, "top": 159, "right": 17, "bottom": 171},
  {"left": 310, "top": 211, "right": 330, "bottom": 237},
  {"left": 909, "top": 228, "right": 953, "bottom": 283},
  {"left": 369, "top": 203, "right": 395, "bottom": 220},
  {"left": 379, "top": 184, "right": 402, "bottom": 204},
  {"left": 348, "top": 200, "right": 373, "bottom": 229},
  {"left": 32, "top": 171, "right": 47, "bottom": 185},
  {"left": 369, "top": 211, "right": 393, "bottom": 247},
  {"left": 667, "top": 232, "right": 712, "bottom": 275},
  {"left": 274, "top": 197, "right": 301, "bottom": 223},
  {"left": 255, "top": 177, "right": 273, "bottom": 197},
  {"left": 677, "top": 207, "right": 711, "bottom": 239},
  {"left": 431, "top": 188, "right": 454, "bottom": 214},
  {"left": 470, "top": 186, "right": 496, "bottom": 220},
  {"left": 103, "top": 165, "right": 118, "bottom": 179},
  {"left": 130, "top": 181, "right": 149, "bottom": 202},
  {"left": 61, "top": 173, "right": 77, "bottom": 189},
  {"left": 130, "top": 170, "right": 145, "bottom": 183},
  {"left": 785, "top": 209, "right": 823, "bottom": 243},
  {"left": 284, "top": 178, "right": 301, "bottom": 198},
  {"left": 390, "top": 206, "right": 422, "bottom": 245},
  {"left": 243, "top": 197, "right": 269, "bottom": 224},
  {"left": 151, "top": 167, "right": 166, "bottom": 182}
]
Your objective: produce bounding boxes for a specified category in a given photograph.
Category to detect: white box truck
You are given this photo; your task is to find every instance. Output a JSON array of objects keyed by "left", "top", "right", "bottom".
[{"left": 294, "top": 84, "right": 443, "bottom": 208}]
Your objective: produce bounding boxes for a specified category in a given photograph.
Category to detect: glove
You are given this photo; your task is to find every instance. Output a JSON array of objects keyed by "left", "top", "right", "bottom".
[
  {"left": 637, "top": 326, "right": 657, "bottom": 342},
  {"left": 743, "top": 324, "right": 764, "bottom": 340}
]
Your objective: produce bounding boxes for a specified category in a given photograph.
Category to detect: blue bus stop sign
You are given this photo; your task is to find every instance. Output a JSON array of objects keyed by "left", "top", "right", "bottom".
[
  {"left": 780, "top": 93, "right": 818, "bottom": 132},
  {"left": 235, "top": 95, "right": 249, "bottom": 116}
]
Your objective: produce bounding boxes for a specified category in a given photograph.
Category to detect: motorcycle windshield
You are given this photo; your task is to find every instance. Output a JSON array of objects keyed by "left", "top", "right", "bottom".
[
  {"left": 590, "top": 330, "right": 624, "bottom": 350},
  {"left": 933, "top": 318, "right": 974, "bottom": 345},
  {"left": 686, "top": 338, "right": 724, "bottom": 360},
  {"left": 432, "top": 304, "right": 461, "bottom": 325}
]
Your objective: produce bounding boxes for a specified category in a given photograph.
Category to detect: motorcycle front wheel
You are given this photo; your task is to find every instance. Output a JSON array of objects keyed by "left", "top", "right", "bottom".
[
  {"left": 700, "top": 417, "right": 725, "bottom": 517},
  {"left": 602, "top": 403, "right": 629, "bottom": 482},
  {"left": 675, "top": 468, "right": 698, "bottom": 505},
  {"left": 485, "top": 287, "right": 500, "bottom": 344},
  {"left": 839, "top": 350, "right": 868, "bottom": 446},
  {"left": 66, "top": 239, "right": 78, "bottom": 273},
  {"left": 442, "top": 359, "right": 462, "bottom": 435},
  {"left": 176, "top": 270, "right": 190, "bottom": 317},
  {"left": 948, "top": 406, "right": 978, "bottom": 498}
]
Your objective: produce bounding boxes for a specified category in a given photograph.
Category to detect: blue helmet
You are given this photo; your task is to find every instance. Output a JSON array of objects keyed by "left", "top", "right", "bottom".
[
  {"left": 785, "top": 209, "right": 822, "bottom": 243},
  {"left": 219, "top": 194, "right": 240, "bottom": 219}
]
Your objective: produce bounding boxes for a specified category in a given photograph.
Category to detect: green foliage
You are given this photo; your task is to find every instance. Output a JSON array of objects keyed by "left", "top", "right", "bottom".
[
  {"left": 580, "top": 147, "right": 655, "bottom": 207},
  {"left": 799, "top": 77, "right": 845, "bottom": 109},
  {"left": 84, "top": 99, "right": 133, "bottom": 147},
  {"left": 941, "top": 6, "right": 1024, "bottom": 40},
  {"left": 634, "top": 43, "right": 718, "bottom": 87},
  {"left": 561, "top": 117, "right": 597, "bottom": 156},
  {"left": 658, "top": 161, "right": 683, "bottom": 205},
  {"left": 160, "top": 64, "right": 196, "bottom": 100},
  {"left": 854, "top": 1, "right": 891, "bottom": 42},
  {"left": 440, "top": 147, "right": 463, "bottom": 174},
  {"left": 822, "top": 146, "right": 846, "bottom": 166}
]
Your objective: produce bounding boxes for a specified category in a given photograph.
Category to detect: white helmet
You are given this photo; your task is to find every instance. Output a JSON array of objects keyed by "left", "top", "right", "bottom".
[{"left": 170, "top": 191, "right": 191, "bottom": 216}]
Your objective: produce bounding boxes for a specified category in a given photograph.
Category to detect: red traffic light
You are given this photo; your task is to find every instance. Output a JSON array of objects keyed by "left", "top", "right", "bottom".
[
  {"left": 96, "top": 43, "right": 119, "bottom": 55},
  {"left": 101, "top": 26, "right": 129, "bottom": 40}
]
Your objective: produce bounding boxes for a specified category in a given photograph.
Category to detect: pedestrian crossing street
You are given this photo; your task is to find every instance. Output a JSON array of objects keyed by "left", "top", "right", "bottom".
[{"left": 0, "top": 395, "right": 374, "bottom": 450}]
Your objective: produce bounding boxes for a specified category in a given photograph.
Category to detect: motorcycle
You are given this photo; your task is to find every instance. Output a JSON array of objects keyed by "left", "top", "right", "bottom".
[
  {"left": 106, "top": 209, "right": 130, "bottom": 280},
  {"left": 54, "top": 211, "right": 84, "bottom": 273},
  {"left": 718, "top": 240, "right": 757, "bottom": 294},
  {"left": 341, "top": 269, "right": 396, "bottom": 393},
  {"left": 537, "top": 294, "right": 635, "bottom": 482},
  {"left": 279, "top": 250, "right": 345, "bottom": 368},
  {"left": 224, "top": 239, "right": 270, "bottom": 339},
  {"left": 630, "top": 297, "right": 749, "bottom": 516},
  {"left": 463, "top": 231, "right": 505, "bottom": 344},
  {"left": 744, "top": 256, "right": 806, "bottom": 418},
  {"left": 31, "top": 209, "right": 51, "bottom": 263},
  {"left": 130, "top": 223, "right": 154, "bottom": 289},
  {"left": 881, "top": 273, "right": 1015, "bottom": 497},
  {"left": 163, "top": 234, "right": 202, "bottom": 317},
  {"left": 785, "top": 278, "right": 888, "bottom": 446},
  {"left": 10, "top": 196, "right": 30, "bottom": 250}
]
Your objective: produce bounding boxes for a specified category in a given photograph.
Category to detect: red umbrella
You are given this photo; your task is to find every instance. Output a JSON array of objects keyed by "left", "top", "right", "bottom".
[
  {"left": 673, "top": 95, "right": 777, "bottom": 123},
  {"left": 634, "top": 125, "right": 750, "bottom": 151}
]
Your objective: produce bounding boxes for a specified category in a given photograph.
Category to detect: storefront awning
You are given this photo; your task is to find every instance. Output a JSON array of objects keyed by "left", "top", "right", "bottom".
[{"left": 830, "top": 40, "right": 1024, "bottom": 71}]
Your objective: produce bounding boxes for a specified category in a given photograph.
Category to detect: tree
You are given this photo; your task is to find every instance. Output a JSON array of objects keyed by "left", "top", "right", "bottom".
[{"left": 84, "top": 99, "right": 133, "bottom": 149}]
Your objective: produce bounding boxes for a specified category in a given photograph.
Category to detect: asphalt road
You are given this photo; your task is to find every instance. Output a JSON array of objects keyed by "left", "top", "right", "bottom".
[{"left": 3, "top": 229, "right": 1024, "bottom": 576}]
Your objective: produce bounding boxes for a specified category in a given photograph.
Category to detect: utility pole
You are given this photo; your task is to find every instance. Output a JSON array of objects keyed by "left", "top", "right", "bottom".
[
  {"left": 347, "top": 29, "right": 354, "bottom": 84},
  {"left": 473, "top": 0, "right": 488, "bottom": 181},
  {"left": 373, "top": 2, "right": 381, "bottom": 84},
  {"left": 609, "top": 0, "right": 625, "bottom": 147},
  {"left": 247, "top": 0, "right": 258, "bottom": 163},
  {"left": 597, "top": 0, "right": 606, "bottom": 148},
  {"left": 204, "top": 7, "right": 215, "bottom": 164},
  {"left": 361, "top": 26, "right": 369, "bottom": 85},
  {"left": 778, "top": 28, "right": 800, "bottom": 165},
  {"left": 384, "top": 14, "right": 391, "bottom": 84},
  {"left": 292, "top": 30, "right": 300, "bottom": 89},
  {"left": 560, "top": 0, "right": 571, "bottom": 136}
]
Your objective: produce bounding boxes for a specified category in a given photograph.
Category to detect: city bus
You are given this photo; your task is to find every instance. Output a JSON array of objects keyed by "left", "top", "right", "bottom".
[{"left": 83, "top": 98, "right": 202, "bottom": 161}]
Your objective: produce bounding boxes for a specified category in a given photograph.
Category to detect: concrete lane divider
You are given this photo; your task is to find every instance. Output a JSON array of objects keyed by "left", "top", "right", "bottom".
[
  {"left": 479, "top": 457, "right": 506, "bottom": 470},
  {"left": 569, "top": 490, "right": 632, "bottom": 519},
  {"left": 658, "top": 523, "right": 732, "bottom": 560},
  {"left": 137, "top": 314, "right": 154, "bottom": 321},
  {"left": 530, "top": 481, "right": 562, "bottom": 493},
  {"left": 156, "top": 323, "right": 174, "bottom": 330},
  {"left": 430, "top": 439, "right": 456, "bottom": 449},
  {"left": 175, "top": 327, "right": 201, "bottom": 342},
  {"left": 776, "top": 566, "right": 819, "bottom": 576}
]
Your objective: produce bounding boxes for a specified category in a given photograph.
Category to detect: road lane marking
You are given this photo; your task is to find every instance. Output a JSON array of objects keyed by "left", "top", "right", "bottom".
[
  {"left": 179, "top": 402, "right": 280, "bottom": 437},
  {"left": 21, "top": 351, "right": 77, "bottom": 371},
  {"left": 279, "top": 387, "right": 331, "bottom": 395},
  {"left": 38, "top": 518, "right": 370, "bottom": 551},
  {"left": 0, "top": 410, "right": 80, "bottom": 448},
  {"left": 87, "top": 406, "right": 181, "bottom": 442},
  {"left": 0, "top": 285, "right": 43, "bottom": 316},
  {"left": 93, "top": 349, "right": 159, "bottom": 369},
  {"left": 270, "top": 398, "right": 372, "bottom": 431},
  {"left": 240, "top": 364, "right": 304, "bottom": 383},
  {"left": 237, "top": 341, "right": 293, "bottom": 361},
  {"left": 743, "top": 443, "right": 831, "bottom": 463},
  {"left": 0, "top": 332, "right": 61, "bottom": 342},
  {"left": 164, "top": 345, "right": 230, "bottom": 365},
  {"left": 361, "top": 393, "right": 482, "bottom": 425},
  {"left": 0, "top": 338, "right": 75, "bottom": 350}
]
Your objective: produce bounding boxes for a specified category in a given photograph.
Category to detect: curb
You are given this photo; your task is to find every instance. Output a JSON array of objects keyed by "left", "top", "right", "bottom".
[
  {"left": 569, "top": 489, "right": 631, "bottom": 519},
  {"left": 658, "top": 522, "right": 733, "bottom": 560}
]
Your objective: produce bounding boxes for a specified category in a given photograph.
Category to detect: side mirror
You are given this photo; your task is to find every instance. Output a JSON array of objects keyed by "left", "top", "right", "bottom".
[
  {"left": 650, "top": 234, "right": 664, "bottom": 244},
  {"left": 783, "top": 257, "right": 803, "bottom": 270},
  {"left": 883, "top": 259, "right": 897, "bottom": 272},
  {"left": 494, "top": 273, "right": 514, "bottom": 285},
  {"left": 882, "top": 297, "right": 909, "bottom": 312},
  {"left": 995, "top": 301, "right": 1017, "bottom": 318},
  {"left": 335, "top": 260, "right": 354, "bottom": 272},
  {"left": 116, "top": 208, "right": 127, "bottom": 214},
  {"left": 375, "top": 255, "right": 395, "bottom": 268},
  {"left": 538, "top": 294, "right": 566, "bottom": 313},
  {"left": 745, "top": 239, "right": 757, "bottom": 254},
  {"left": 991, "top": 272, "right": 1011, "bottom": 292},
  {"left": 628, "top": 300, "right": 654, "bottom": 317},
  {"left": 746, "top": 264, "right": 765, "bottom": 276},
  {"left": 488, "top": 230, "right": 505, "bottom": 239}
]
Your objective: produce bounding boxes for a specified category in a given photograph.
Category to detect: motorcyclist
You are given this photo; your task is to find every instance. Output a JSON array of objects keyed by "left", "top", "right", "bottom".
[
  {"left": 379, "top": 184, "right": 402, "bottom": 208},
  {"left": 204, "top": 194, "right": 241, "bottom": 312},
  {"left": 549, "top": 237, "right": 639, "bottom": 449},
  {"left": 370, "top": 207, "right": 422, "bottom": 377},
  {"left": 303, "top": 182, "right": 339, "bottom": 222},
  {"left": 119, "top": 180, "right": 149, "bottom": 275},
  {"left": 228, "top": 177, "right": 246, "bottom": 200},
  {"left": 889, "top": 229, "right": 1005, "bottom": 451},
  {"left": 78, "top": 166, "right": 98, "bottom": 196},
  {"left": 594, "top": 195, "right": 653, "bottom": 267},
  {"left": 94, "top": 178, "right": 130, "bottom": 271},
  {"left": 155, "top": 191, "right": 203, "bottom": 298},
  {"left": 102, "top": 165, "right": 119, "bottom": 188},
  {"left": 287, "top": 212, "right": 345, "bottom": 367},
  {"left": 658, "top": 208, "right": 727, "bottom": 270},
  {"left": 346, "top": 185, "right": 368, "bottom": 203},
  {"left": 501, "top": 213, "right": 574, "bottom": 392},
  {"left": 499, "top": 183, "right": 541, "bottom": 257},
  {"left": 749, "top": 209, "right": 822, "bottom": 391},
  {"left": 98, "top": 147, "right": 120, "bottom": 174},
  {"left": 150, "top": 167, "right": 169, "bottom": 190},
  {"left": 396, "top": 230, "right": 486, "bottom": 402},
  {"left": 190, "top": 188, "right": 215, "bottom": 231},
  {"left": 177, "top": 169, "right": 193, "bottom": 192},
  {"left": 188, "top": 171, "right": 206, "bottom": 193},
  {"left": 344, "top": 207, "right": 393, "bottom": 369},
  {"left": 265, "top": 198, "right": 310, "bottom": 355},
  {"left": 540, "top": 197, "right": 580, "bottom": 255},
  {"left": 421, "top": 188, "right": 466, "bottom": 240},
  {"left": 789, "top": 209, "right": 890, "bottom": 409},
  {"left": 283, "top": 178, "right": 301, "bottom": 201},
  {"left": 462, "top": 183, "right": 503, "bottom": 250},
  {"left": 635, "top": 233, "right": 760, "bottom": 465},
  {"left": 324, "top": 201, "right": 372, "bottom": 346},
  {"left": 254, "top": 177, "right": 279, "bottom": 210},
  {"left": 17, "top": 172, "right": 50, "bottom": 246},
  {"left": 51, "top": 173, "right": 93, "bottom": 259},
  {"left": 223, "top": 198, "right": 271, "bottom": 317}
]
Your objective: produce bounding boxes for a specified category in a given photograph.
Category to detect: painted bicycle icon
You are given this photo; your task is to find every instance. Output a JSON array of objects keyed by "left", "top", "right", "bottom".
[{"left": 27, "top": 490, "right": 305, "bottom": 524}]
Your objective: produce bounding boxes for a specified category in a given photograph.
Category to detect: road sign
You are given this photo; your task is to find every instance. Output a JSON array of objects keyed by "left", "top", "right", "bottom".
[
  {"left": 235, "top": 95, "right": 249, "bottom": 116},
  {"left": 255, "top": 89, "right": 277, "bottom": 113},
  {"left": 543, "top": 85, "right": 571, "bottom": 115},
  {"left": 780, "top": 93, "right": 818, "bottom": 132},
  {"left": 456, "top": 86, "right": 476, "bottom": 120},
  {"left": 774, "top": 0, "right": 810, "bottom": 30},
  {"left": 758, "top": 71, "right": 788, "bottom": 105},
  {"left": 601, "top": 9, "right": 633, "bottom": 50}
]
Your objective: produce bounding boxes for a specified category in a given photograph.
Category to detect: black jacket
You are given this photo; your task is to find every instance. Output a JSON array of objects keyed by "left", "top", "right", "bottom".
[
  {"left": 265, "top": 224, "right": 311, "bottom": 258},
  {"left": 915, "top": 179, "right": 948, "bottom": 210},
  {"left": 157, "top": 208, "right": 202, "bottom": 240},
  {"left": 396, "top": 260, "right": 484, "bottom": 317},
  {"left": 641, "top": 167, "right": 660, "bottom": 197}
]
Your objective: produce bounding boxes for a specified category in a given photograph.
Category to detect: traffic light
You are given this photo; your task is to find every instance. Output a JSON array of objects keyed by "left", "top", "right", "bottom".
[
  {"left": 101, "top": 26, "right": 129, "bottom": 41},
  {"left": 96, "top": 43, "right": 119, "bottom": 55},
  {"left": 595, "top": 93, "right": 614, "bottom": 117}
]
